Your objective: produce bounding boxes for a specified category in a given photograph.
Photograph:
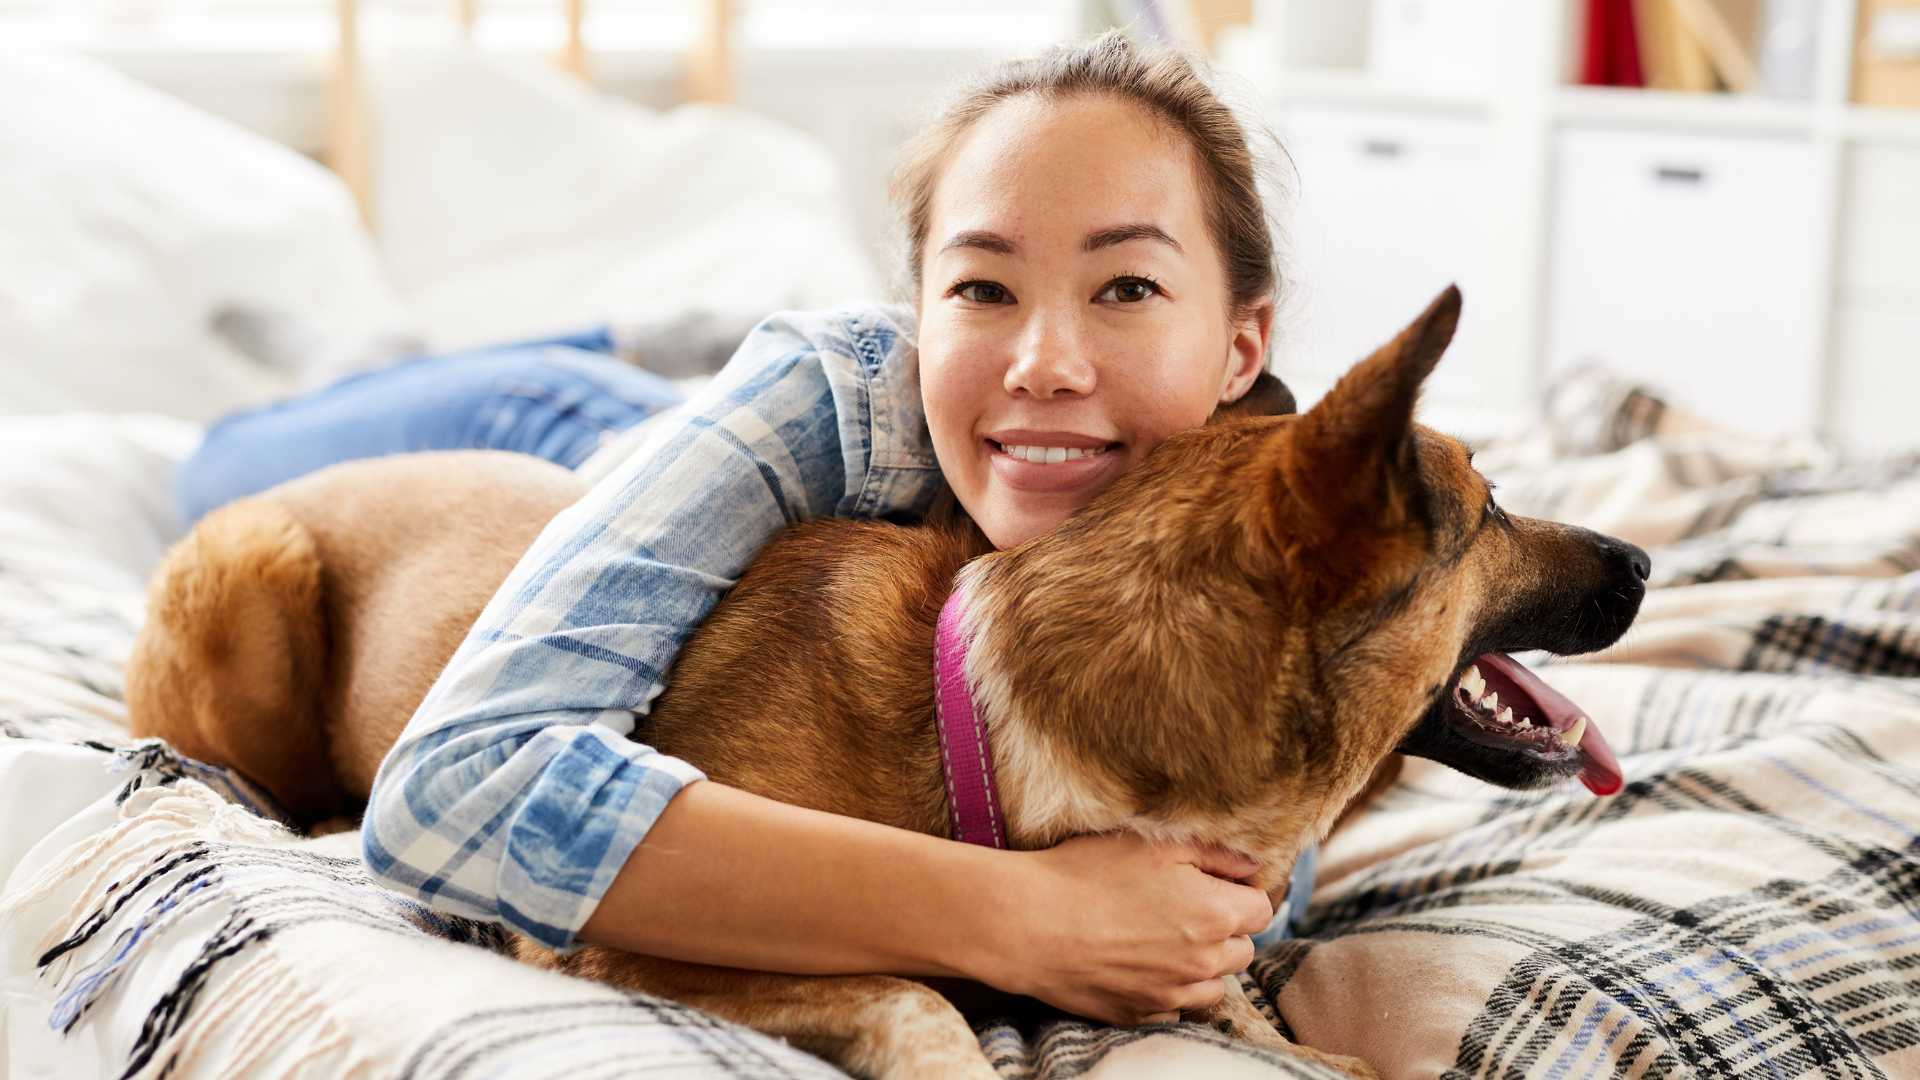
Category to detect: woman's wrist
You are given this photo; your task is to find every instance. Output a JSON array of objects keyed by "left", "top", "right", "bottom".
[{"left": 907, "top": 838, "right": 1036, "bottom": 990}]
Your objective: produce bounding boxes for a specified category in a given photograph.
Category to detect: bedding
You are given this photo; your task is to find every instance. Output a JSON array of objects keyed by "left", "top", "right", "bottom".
[
  {"left": 4, "top": 46, "right": 883, "bottom": 418},
  {"left": 0, "top": 55, "right": 409, "bottom": 423},
  {"left": 348, "top": 43, "right": 885, "bottom": 373},
  {"left": 3, "top": 370, "right": 1918, "bottom": 1079}
]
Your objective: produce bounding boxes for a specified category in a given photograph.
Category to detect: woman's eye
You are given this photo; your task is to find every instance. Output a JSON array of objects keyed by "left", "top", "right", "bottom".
[
  {"left": 1099, "top": 276, "right": 1161, "bottom": 304},
  {"left": 955, "top": 281, "right": 1009, "bottom": 304}
]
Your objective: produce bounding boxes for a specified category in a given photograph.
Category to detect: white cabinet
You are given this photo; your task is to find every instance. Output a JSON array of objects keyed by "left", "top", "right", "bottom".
[
  {"left": 1831, "top": 302, "right": 1920, "bottom": 452},
  {"left": 1546, "top": 128, "right": 1824, "bottom": 435},
  {"left": 1840, "top": 143, "right": 1920, "bottom": 298},
  {"left": 1832, "top": 144, "right": 1920, "bottom": 452},
  {"left": 1270, "top": 107, "right": 1514, "bottom": 414}
]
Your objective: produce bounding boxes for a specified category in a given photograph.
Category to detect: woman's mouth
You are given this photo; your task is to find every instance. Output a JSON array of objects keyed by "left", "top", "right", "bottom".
[{"left": 983, "top": 436, "right": 1125, "bottom": 495}]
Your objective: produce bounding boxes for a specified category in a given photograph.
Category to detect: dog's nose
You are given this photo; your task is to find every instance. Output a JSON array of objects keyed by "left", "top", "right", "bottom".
[{"left": 1615, "top": 540, "right": 1652, "bottom": 582}]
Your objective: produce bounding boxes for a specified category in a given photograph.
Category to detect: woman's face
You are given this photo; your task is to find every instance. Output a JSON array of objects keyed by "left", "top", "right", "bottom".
[{"left": 917, "top": 93, "right": 1271, "bottom": 550}]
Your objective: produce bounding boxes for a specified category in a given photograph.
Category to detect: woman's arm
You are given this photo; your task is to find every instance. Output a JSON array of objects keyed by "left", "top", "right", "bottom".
[
  {"left": 581, "top": 779, "right": 1277, "bottom": 1026},
  {"left": 361, "top": 308, "right": 930, "bottom": 949},
  {"left": 576, "top": 779, "right": 1002, "bottom": 976}
]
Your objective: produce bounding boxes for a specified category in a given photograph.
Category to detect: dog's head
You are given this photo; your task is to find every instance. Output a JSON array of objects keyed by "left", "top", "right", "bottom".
[
  {"left": 976, "top": 286, "right": 1644, "bottom": 843},
  {"left": 1246, "top": 285, "right": 1643, "bottom": 796}
]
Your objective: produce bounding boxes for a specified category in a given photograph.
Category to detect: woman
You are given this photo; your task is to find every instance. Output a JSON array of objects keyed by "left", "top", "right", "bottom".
[{"left": 181, "top": 31, "right": 1311, "bottom": 1028}]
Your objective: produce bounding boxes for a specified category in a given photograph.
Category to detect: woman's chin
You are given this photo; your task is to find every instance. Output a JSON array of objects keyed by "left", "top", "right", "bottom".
[{"left": 977, "top": 495, "right": 1081, "bottom": 550}]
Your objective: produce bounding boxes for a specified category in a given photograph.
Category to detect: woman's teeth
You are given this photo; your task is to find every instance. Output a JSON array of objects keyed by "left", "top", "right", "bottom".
[{"left": 997, "top": 443, "right": 1111, "bottom": 464}]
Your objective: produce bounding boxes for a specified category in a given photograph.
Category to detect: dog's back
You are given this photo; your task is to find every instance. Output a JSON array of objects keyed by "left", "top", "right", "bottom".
[{"left": 127, "top": 451, "right": 585, "bottom": 825}]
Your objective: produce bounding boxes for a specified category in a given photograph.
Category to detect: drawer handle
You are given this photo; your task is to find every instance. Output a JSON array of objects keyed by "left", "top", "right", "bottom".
[
  {"left": 1361, "top": 139, "right": 1405, "bottom": 158},
  {"left": 1654, "top": 165, "right": 1706, "bottom": 184}
]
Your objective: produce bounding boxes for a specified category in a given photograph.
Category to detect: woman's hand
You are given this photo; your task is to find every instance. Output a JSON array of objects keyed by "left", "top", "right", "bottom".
[{"left": 974, "top": 832, "right": 1273, "bottom": 1026}]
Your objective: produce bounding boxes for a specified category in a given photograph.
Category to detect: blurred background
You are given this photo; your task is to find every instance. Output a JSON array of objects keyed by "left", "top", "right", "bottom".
[{"left": 3, "top": 0, "right": 1915, "bottom": 450}]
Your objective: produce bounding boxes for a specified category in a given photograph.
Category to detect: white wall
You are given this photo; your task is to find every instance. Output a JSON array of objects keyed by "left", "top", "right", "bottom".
[{"left": 63, "top": 0, "right": 1920, "bottom": 451}]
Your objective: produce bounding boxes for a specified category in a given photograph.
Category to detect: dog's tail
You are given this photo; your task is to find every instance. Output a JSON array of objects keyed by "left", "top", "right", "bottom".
[{"left": 126, "top": 499, "right": 342, "bottom": 825}]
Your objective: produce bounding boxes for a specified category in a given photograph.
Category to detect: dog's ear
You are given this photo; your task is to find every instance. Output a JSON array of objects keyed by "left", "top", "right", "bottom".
[
  {"left": 1280, "top": 285, "right": 1460, "bottom": 532},
  {"left": 1209, "top": 371, "right": 1297, "bottom": 423}
]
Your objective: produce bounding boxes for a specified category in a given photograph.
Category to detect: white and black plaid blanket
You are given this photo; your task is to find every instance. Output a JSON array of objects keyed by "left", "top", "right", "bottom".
[{"left": 3, "top": 375, "right": 1917, "bottom": 1079}]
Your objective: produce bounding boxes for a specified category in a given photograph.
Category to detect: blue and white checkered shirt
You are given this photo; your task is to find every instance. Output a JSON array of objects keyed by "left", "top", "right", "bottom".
[{"left": 360, "top": 303, "right": 947, "bottom": 953}]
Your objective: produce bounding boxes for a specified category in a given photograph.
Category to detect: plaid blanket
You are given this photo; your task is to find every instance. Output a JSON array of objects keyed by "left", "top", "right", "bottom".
[{"left": 3, "top": 372, "right": 1918, "bottom": 1079}]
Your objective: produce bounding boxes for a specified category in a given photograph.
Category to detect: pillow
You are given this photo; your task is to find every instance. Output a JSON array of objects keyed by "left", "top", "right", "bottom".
[
  {"left": 0, "top": 54, "right": 410, "bottom": 422},
  {"left": 354, "top": 45, "right": 884, "bottom": 363}
]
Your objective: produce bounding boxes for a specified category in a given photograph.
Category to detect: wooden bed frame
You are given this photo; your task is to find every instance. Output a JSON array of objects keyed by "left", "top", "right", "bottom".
[{"left": 326, "top": 0, "right": 735, "bottom": 226}]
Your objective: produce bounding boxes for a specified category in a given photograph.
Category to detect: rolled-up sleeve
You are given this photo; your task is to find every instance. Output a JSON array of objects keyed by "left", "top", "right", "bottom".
[{"left": 360, "top": 310, "right": 892, "bottom": 953}]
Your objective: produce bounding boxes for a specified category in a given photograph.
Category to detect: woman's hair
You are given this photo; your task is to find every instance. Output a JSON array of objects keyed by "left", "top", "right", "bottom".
[{"left": 887, "top": 28, "right": 1287, "bottom": 326}]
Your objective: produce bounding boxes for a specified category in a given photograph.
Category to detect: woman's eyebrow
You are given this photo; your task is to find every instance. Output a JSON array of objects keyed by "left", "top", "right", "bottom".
[
  {"left": 1085, "top": 223, "right": 1183, "bottom": 254},
  {"left": 937, "top": 223, "right": 1184, "bottom": 257},
  {"left": 940, "top": 230, "right": 1017, "bottom": 255}
]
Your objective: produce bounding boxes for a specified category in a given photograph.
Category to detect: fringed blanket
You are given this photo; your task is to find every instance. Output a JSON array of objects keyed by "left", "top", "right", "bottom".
[{"left": 4, "top": 374, "right": 1919, "bottom": 1079}]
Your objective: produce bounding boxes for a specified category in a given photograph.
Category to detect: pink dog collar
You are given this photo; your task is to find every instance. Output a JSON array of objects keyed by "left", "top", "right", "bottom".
[{"left": 933, "top": 591, "right": 1009, "bottom": 849}]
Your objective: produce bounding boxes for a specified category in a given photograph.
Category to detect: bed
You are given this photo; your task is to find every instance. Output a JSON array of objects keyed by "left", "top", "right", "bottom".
[{"left": 4, "top": 366, "right": 1918, "bottom": 1079}]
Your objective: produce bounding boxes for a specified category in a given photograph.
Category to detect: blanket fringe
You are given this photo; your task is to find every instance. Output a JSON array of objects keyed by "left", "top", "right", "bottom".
[
  {"left": 1, "top": 779, "right": 286, "bottom": 924},
  {"left": 0, "top": 775, "right": 365, "bottom": 1079}
]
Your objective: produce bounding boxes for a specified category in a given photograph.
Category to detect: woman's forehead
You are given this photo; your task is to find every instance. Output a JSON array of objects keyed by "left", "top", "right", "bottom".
[{"left": 928, "top": 95, "right": 1208, "bottom": 257}]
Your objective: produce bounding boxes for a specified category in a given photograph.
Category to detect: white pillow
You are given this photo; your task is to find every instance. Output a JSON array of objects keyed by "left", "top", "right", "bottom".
[
  {"left": 359, "top": 45, "right": 884, "bottom": 357},
  {"left": 0, "top": 54, "right": 410, "bottom": 422}
]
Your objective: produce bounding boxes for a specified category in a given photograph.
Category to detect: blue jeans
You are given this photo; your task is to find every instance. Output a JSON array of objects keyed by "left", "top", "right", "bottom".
[
  {"left": 176, "top": 330, "right": 686, "bottom": 525},
  {"left": 1255, "top": 846, "right": 1317, "bottom": 948}
]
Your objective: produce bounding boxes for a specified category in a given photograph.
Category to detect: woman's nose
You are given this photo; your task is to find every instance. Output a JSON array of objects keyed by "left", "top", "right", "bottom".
[{"left": 1003, "top": 314, "right": 1096, "bottom": 398}]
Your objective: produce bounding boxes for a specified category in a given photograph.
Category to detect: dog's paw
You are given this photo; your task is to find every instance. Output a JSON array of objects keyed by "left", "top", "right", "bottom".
[
  {"left": 1291, "top": 1046, "right": 1381, "bottom": 1080},
  {"left": 1188, "top": 982, "right": 1378, "bottom": 1078}
]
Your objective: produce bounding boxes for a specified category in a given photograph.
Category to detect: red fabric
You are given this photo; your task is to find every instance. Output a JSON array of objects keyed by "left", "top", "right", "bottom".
[{"left": 1581, "top": 0, "right": 1645, "bottom": 87}]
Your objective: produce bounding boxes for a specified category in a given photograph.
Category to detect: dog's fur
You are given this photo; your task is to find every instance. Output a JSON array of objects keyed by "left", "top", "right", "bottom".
[{"left": 127, "top": 288, "right": 1646, "bottom": 1078}]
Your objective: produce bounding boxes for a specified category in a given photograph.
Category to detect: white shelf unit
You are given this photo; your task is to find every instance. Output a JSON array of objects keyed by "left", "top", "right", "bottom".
[{"left": 1221, "top": 0, "right": 1920, "bottom": 451}]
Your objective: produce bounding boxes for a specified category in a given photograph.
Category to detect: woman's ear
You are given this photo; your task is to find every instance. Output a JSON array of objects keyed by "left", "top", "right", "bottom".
[{"left": 1219, "top": 300, "right": 1275, "bottom": 404}]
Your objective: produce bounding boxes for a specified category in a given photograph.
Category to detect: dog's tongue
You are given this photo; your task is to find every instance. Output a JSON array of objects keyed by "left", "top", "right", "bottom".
[{"left": 1477, "top": 653, "right": 1624, "bottom": 796}]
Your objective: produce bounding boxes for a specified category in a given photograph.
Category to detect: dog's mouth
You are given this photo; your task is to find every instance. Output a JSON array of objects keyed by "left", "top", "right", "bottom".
[{"left": 1441, "top": 652, "right": 1623, "bottom": 795}]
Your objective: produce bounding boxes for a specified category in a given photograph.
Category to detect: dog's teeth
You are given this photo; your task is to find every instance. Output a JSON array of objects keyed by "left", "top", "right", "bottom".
[
  {"left": 1482, "top": 691, "right": 1499, "bottom": 714},
  {"left": 1461, "top": 666, "right": 1485, "bottom": 697},
  {"left": 1518, "top": 717, "right": 1534, "bottom": 729},
  {"left": 1497, "top": 705, "right": 1515, "bottom": 727},
  {"left": 1558, "top": 715, "right": 1588, "bottom": 748}
]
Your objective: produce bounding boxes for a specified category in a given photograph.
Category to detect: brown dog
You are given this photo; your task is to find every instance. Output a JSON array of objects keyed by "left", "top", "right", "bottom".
[{"left": 127, "top": 287, "right": 1647, "bottom": 1079}]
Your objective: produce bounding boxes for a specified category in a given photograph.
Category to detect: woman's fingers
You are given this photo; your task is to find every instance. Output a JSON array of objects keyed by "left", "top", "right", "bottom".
[
  {"left": 1184, "top": 842, "right": 1259, "bottom": 882},
  {"left": 1207, "top": 875, "right": 1275, "bottom": 937},
  {"left": 1130, "top": 976, "right": 1232, "bottom": 1025},
  {"left": 1217, "top": 934, "right": 1256, "bottom": 978}
]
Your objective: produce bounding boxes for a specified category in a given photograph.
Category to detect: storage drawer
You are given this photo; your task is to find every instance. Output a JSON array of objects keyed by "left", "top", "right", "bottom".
[
  {"left": 1272, "top": 107, "right": 1511, "bottom": 413},
  {"left": 1840, "top": 143, "right": 1920, "bottom": 298},
  {"left": 1546, "top": 128, "right": 1823, "bottom": 435}
]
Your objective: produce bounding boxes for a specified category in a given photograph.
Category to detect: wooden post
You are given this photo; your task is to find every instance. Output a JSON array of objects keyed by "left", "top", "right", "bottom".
[
  {"left": 558, "top": 0, "right": 589, "bottom": 81},
  {"left": 327, "top": 0, "right": 374, "bottom": 227},
  {"left": 685, "top": 0, "right": 733, "bottom": 103}
]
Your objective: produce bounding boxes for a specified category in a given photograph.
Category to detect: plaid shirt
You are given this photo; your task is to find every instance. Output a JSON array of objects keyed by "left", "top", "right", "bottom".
[{"left": 360, "top": 304, "right": 946, "bottom": 952}]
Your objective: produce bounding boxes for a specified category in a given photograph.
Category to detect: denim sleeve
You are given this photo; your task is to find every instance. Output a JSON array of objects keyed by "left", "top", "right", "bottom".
[{"left": 359, "top": 311, "right": 884, "bottom": 954}]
